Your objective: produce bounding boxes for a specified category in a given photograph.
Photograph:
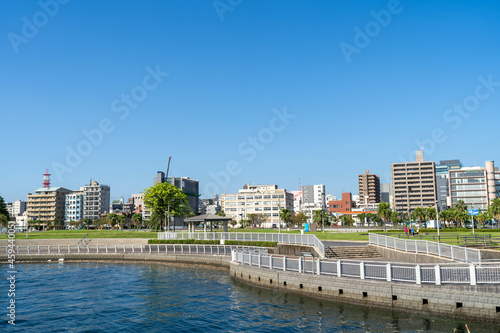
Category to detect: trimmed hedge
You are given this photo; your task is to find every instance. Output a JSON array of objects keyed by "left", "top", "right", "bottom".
[{"left": 148, "top": 239, "right": 277, "bottom": 247}]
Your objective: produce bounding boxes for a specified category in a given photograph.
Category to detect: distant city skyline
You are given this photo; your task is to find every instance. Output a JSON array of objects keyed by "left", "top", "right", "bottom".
[{"left": 1, "top": 1, "right": 500, "bottom": 203}]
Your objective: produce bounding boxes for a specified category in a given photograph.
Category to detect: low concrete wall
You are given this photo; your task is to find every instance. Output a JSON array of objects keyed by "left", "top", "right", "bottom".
[
  {"left": 276, "top": 244, "right": 321, "bottom": 258},
  {"left": 230, "top": 262, "right": 500, "bottom": 324},
  {"left": 370, "top": 245, "right": 448, "bottom": 263},
  {"left": 479, "top": 249, "right": 500, "bottom": 260},
  {"left": 0, "top": 253, "right": 231, "bottom": 268}
]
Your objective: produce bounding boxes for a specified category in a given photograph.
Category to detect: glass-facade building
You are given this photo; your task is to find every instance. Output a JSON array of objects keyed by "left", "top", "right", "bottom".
[{"left": 435, "top": 160, "right": 462, "bottom": 211}]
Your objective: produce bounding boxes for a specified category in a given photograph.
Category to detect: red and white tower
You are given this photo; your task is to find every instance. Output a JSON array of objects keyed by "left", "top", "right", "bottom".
[{"left": 43, "top": 169, "right": 51, "bottom": 188}]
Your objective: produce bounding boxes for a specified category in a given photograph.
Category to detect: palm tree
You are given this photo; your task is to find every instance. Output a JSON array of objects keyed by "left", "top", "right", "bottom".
[
  {"left": 488, "top": 198, "right": 500, "bottom": 228},
  {"left": 357, "top": 213, "right": 367, "bottom": 226},
  {"left": 329, "top": 214, "right": 338, "bottom": 228},
  {"left": 390, "top": 211, "right": 401, "bottom": 226},
  {"left": 131, "top": 213, "right": 142, "bottom": 229},
  {"left": 412, "top": 207, "right": 426, "bottom": 227},
  {"left": 454, "top": 200, "right": 467, "bottom": 213},
  {"left": 313, "top": 210, "right": 328, "bottom": 228},
  {"left": 279, "top": 209, "right": 292, "bottom": 227},
  {"left": 377, "top": 202, "right": 392, "bottom": 231},
  {"left": 425, "top": 206, "right": 436, "bottom": 223},
  {"left": 107, "top": 213, "right": 118, "bottom": 230}
]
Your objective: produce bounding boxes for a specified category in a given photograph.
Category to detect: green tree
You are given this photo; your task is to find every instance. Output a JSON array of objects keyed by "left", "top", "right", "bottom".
[
  {"left": 117, "top": 215, "right": 127, "bottom": 230},
  {"left": 230, "top": 219, "right": 237, "bottom": 228},
  {"left": 107, "top": 213, "right": 118, "bottom": 229},
  {"left": 247, "top": 213, "right": 268, "bottom": 227},
  {"left": 279, "top": 208, "right": 292, "bottom": 227},
  {"left": 0, "top": 214, "right": 8, "bottom": 228},
  {"left": 0, "top": 195, "right": 10, "bottom": 221},
  {"left": 292, "top": 212, "right": 308, "bottom": 228},
  {"left": 488, "top": 198, "right": 500, "bottom": 226},
  {"left": 390, "top": 211, "right": 401, "bottom": 226},
  {"left": 339, "top": 214, "right": 354, "bottom": 227},
  {"left": 425, "top": 206, "right": 437, "bottom": 222},
  {"left": 377, "top": 202, "right": 392, "bottom": 231},
  {"left": 357, "top": 213, "right": 367, "bottom": 226},
  {"left": 312, "top": 210, "right": 328, "bottom": 228},
  {"left": 454, "top": 200, "right": 467, "bottom": 213},
  {"left": 412, "top": 207, "right": 426, "bottom": 226},
  {"left": 329, "top": 214, "right": 338, "bottom": 227},
  {"left": 131, "top": 213, "right": 143, "bottom": 229},
  {"left": 143, "top": 182, "right": 190, "bottom": 231}
]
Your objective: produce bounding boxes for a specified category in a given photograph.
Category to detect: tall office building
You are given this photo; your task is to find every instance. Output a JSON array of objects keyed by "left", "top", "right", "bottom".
[
  {"left": 358, "top": 170, "right": 380, "bottom": 207},
  {"left": 380, "top": 183, "right": 392, "bottom": 205},
  {"left": 448, "top": 161, "right": 498, "bottom": 210},
  {"left": 83, "top": 181, "right": 110, "bottom": 221},
  {"left": 221, "top": 184, "right": 293, "bottom": 226},
  {"left": 392, "top": 151, "right": 437, "bottom": 213},
  {"left": 435, "top": 160, "right": 462, "bottom": 211}
]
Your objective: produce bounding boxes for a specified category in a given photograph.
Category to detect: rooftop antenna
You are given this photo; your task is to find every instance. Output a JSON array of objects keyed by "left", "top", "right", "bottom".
[{"left": 43, "top": 169, "right": 51, "bottom": 188}]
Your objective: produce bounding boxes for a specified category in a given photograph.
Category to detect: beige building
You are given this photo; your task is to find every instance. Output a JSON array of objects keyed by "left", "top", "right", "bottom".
[
  {"left": 358, "top": 170, "right": 380, "bottom": 207},
  {"left": 391, "top": 151, "right": 437, "bottom": 213},
  {"left": 27, "top": 187, "right": 72, "bottom": 222},
  {"left": 221, "top": 184, "right": 293, "bottom": 227}
]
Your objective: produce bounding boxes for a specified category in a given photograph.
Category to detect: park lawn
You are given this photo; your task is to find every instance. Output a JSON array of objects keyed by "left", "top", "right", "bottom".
[
  {"left": 0, "top": 230, "right": 158, "bottom": 239},
  {"left": 0, "top": 228, "right": 370, "bottom": 241}
]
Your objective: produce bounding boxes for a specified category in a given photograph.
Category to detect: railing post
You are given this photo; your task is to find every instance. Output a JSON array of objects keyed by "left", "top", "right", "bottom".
[
  {"left": 27, "top": 246, "right": 30, "bottom": 254},
  {"left": 435, "top": 265, "right": 441, "bottom": 285},
  {"left": 283, "top": 256, "right": 287, "bottom": 271},
  {"left": 96, "top": 245, "right": 99, "bottom": 254},
  {"left": 258, "top": 253, "right": 261, "bottom": 268},
  {"left": 48, "top": 246, "right": 50, "bottom": 254},
  {"left": 58, "top": 246, "right": 60, "bottom": 254},
  {"left": 416, "top": 265, "right": 421, "bottom": 285},
  {"left": 87, "top": 246, "right": 89, "bottom": 254},
  {"left": 67, "top": 245, "right": 70, "bottom": 254},
  {"left": 115, "top": 245, "right": 117, "bottom": 254},
  {"left": 77, "top": 246, "right": 80, "bottom": 254},
  {"left": 317, "top": 259, "right": 321, "bottom": 275},
  {"left": 337, "top": 260, "right": 341, "bottom": 278},
  {"left": 404, "top": 241, "right": 408, "bottom": 252},
  {"left": 360, "top": 261, "right": 365, "bottom": 279},
  {"left": 270, "top": 255, "right": 273, "bottom": 270},
  {"left": 439, "top": 244, "right": 442, "bottom": 258},
  {"left": 132, "top": 245, "right": 135, "bottom": 254},
  {"left": 386, "top": 263, "right": 392, "bottom": 282},
  {"left": 298, "top": 257, "right": 302, "bottom": 273},
  {"left": 469, "top": 264, "right": 477, "bottom": 286},
  {"left": 425, "top": 241, "right": 429, "bottom": 255},
  {"left": 149, "top": 246, "right": 151, "bottom": 254},
  {"left": 465, "top": 248, "right": 468, "bottom": 262},
  {"left": 106, "top": 245, "right": 108, "bottom": 253}
]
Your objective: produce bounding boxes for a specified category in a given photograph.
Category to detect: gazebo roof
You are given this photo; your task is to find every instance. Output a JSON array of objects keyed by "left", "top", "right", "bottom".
[{"left": 184, "top": 214, "right": 232, "bottom": 222}]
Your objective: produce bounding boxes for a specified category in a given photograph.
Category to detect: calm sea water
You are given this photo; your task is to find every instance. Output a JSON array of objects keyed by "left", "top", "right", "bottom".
[{"left": 0, "top": 262, "right": 498, "bottom": 332}]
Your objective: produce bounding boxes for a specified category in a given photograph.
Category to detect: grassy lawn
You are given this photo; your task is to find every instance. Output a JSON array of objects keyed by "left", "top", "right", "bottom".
[
  {"left": 1, "top": 230, "right": 158, "bottom": 240},
  {"left": 2, "top": 228, "right": 494, "bottom": 244}
]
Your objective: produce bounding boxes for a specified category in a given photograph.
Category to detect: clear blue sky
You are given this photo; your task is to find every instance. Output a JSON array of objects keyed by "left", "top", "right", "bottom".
[{"left": 1, "top": 0, "right": 500, "bottom": 203}]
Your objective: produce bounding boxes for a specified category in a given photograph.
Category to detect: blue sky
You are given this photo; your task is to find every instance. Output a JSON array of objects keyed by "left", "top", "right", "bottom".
[{"left": 1, "top": 0, "right": 500, "bottom": 203}]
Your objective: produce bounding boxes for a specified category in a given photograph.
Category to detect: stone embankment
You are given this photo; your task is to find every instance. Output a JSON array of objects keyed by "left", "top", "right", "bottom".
[{"left": 0, "top": 238, "right": 149, "bottom": 246}]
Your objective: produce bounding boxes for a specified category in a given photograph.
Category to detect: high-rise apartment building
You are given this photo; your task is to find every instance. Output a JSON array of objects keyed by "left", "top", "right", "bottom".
[
  {"left": 221, "top": 184, "right": 293, "bottom": 226},
  {"left": 83, "top": 181, "right": 110, "bottom": 221},
  {"left": 392, "top": 151, "right": 437, "bottom": 213},
  {"left": 380, "top": 183, "right": 392, "bottom": 205},
  {"left": 27, "top": 187, "right": 72, "bottom": 222},
  {"left": 435, "top": 160, "right": 462, "bottom": 211},
  {"left": 358, "top": 170, "right": 380, "bottom": 207}
]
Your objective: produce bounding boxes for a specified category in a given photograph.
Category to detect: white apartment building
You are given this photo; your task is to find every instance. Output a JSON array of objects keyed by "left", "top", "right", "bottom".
[
  {"left": 221, "top": 184, "right": 293, "bottom": 227},
  {"left": 7, "top": 200, "right": 27, "bottom": 218},
  {"left": 65, "top": 190, "right": 84, "bottom": 223},
  {"left": 83, "top": 181, "right": 110, "bottom": 221},
  {"left": 301, "top": 184, "right": 326, "bottom": 222}
]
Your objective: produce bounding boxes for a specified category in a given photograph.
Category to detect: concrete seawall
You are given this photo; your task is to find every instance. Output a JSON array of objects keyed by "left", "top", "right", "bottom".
[
  {"left": 0, "top": 253, "right": 230, "bottom": 268},
  {"left": 230, "top": 262, "right": 500, "bottom": 324}
]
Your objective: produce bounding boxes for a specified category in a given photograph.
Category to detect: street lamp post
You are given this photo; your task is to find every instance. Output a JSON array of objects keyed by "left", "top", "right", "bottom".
[{"left": 435, "top": 201, "right": 440, "bottom": 242}]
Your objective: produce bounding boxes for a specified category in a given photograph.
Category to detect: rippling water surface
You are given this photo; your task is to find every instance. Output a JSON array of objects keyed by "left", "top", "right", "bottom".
[{"left": 0, "top": 262, "right": 497, "bottom": 332}]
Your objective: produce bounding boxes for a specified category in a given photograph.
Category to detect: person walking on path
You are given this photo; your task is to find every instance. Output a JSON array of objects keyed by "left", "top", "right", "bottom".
[{"left": 405, "top": 226, "right": 408, "bottom": 236}]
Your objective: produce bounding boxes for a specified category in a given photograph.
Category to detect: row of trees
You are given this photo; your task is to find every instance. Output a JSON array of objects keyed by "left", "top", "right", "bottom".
[{"left": 0, "top": 195, "right": 10, "bottom": 228}]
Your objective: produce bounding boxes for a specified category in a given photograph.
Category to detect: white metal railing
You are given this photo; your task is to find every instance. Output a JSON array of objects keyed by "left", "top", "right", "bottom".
[
  {"left": 1, "top": 244, "right": 267, "bottom": 256},
  {"left": 231, "top": 249, "right": 500, "bottom": 286},
  {"left": 158, "top": 232, "right": 325, "bottom": 257},
  {"left": 368, "top": 233, "right": 482, "bottom": 263}
]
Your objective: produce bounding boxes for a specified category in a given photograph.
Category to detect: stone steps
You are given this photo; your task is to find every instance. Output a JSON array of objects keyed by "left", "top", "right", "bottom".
[{"left": 325, "top": 246, "right": 382, "bottom": 259}]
